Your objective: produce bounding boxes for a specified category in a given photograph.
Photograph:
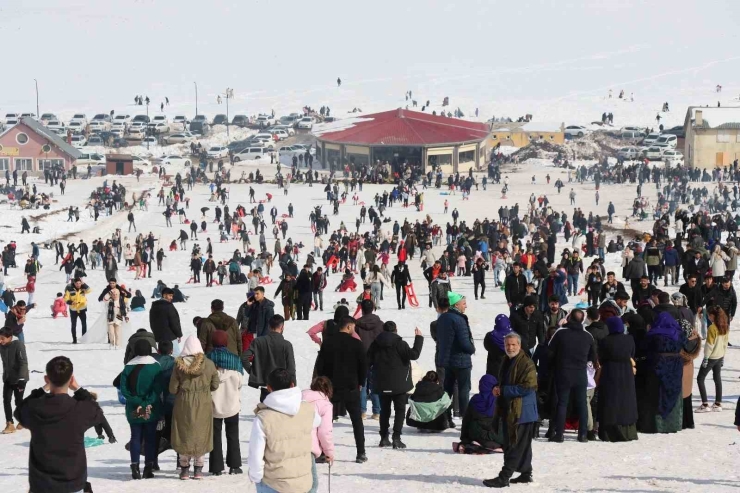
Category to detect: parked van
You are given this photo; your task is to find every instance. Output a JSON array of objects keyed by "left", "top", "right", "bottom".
[
  {"left": 233, "top": 146, "right": 268, "bottom": 161},
  {"left": 654, "top": 134, "right": 677, "bottom": 149}
]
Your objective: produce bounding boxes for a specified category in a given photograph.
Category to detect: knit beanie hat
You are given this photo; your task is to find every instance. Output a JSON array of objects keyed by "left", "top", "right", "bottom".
[
  {"left": 211, "top": 330, "right": 228, "bottom": 348},
  {"left": 448, "top": 292, "right": 464, "bottom": 306},
  {"left": 522, "top": 295, "right": 538, "bottom": 308}
]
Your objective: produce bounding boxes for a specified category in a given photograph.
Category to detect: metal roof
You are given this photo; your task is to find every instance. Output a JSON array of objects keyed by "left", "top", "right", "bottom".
[{"left": 1, "top": 117, "right": 83, "bottom": 159}]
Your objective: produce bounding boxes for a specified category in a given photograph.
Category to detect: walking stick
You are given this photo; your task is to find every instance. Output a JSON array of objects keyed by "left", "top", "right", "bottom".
[{"left": 328, "top": 462, "right": 332, "bottom": 493}]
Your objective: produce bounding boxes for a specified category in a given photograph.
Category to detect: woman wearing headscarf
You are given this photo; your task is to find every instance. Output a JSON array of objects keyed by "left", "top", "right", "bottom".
[
  {"left": 170, "top": 335, "right": 220, "bottom": 480},
  {"left": 207, "top": 330, "right": 244, "bottom": 476},
  {"left": 120, "top": 339, "right": 162, "bottom": 479},
  {"left": 678, "top": 317, "right": 701, "bottom": 429},
  {"left": 636, "top": 312, "right": 685, "bottom": 434},
  {"left": 596, "top": 317, "right": 638, "bottom": 442},
  {"left": 454, "top": 374, "right": 504, "bottom": 454},
  {"left": 483, "top": 314, "right": 511, "bottom": 378}
]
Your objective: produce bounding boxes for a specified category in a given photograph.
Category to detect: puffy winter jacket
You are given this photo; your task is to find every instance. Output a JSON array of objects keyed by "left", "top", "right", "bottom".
[
  {"left": 63, "top": 283, "right": 91, "bottom": 312},
  {"left": 662, "top": 247, "right": 679, "bottom": 267},
  {"left": 368, "top": 332, "right": 423, "bottom": 394},
  {"left": 435, "top": 308, "right": 475, "bottom": 369},
  {"left": 302, "top": 389, "right": 335, "bottom": 459}
]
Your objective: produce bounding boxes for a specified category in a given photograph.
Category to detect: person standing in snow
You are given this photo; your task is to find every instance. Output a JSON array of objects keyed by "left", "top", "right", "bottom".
[{"left": 337, "top": 77, "right": 341, "bottom": 87}]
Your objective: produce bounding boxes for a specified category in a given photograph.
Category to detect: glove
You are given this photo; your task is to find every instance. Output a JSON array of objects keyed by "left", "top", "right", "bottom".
[{"left": 701, "top": 358, "right": 709, "bottom": 368}]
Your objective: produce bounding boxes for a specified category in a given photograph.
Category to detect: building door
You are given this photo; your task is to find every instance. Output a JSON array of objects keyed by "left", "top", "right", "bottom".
[{"left": 116, "top": 161, "right": 125, "bottom": 174}]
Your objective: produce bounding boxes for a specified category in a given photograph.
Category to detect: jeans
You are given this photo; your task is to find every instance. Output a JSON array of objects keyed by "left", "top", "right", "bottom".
[
  {"left": 524, "top": 269, "right": 533, "bottom": 283},
  {"left": 379, "top": 393, "right": 408, "bottom": 438},
  {"left": 129, "top": 421, "right": 157, "bottom": 465},
  {"left": 3, "top": 382, "right": 24, "bottom": 423},
  {"left": 370, "top": 283, "right": 381, "bottom": 308},
  {"left": 554, "top": 379, "right": 589, "bottom": 439},
  {"left": 568, "top": 274, "right": 579, "bottom": 296},
  {"left": 256, "top": 483, "right": 280, "bottom": 493},
  {"left": 598, "top": 247, "right": 605, "bottom": 260},
  {"left": 16, "top": 332, "right": 24, "bottom": 344},
  {"left": 313, "top": 291, "right": 323, "bottom": 310},
  {"left": 360, "top": 373, "right": 380, "bottom": 415},
  {"left": 443, "top": 366, "right": 472, "bottom": 417},
  {"left": 697, "top": 357, "right": 723, "bottom": 403}
]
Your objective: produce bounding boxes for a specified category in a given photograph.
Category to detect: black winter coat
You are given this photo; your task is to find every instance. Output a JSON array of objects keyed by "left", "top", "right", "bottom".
[
  {"left": 483, "top": 332, "right": 507, "bottom": 378},
  {"left": 148, "top": 299, "right": 183, "bottom": 342},
  {"left": 391, "top": 264, "right": 411, "bottom": 286},
  {"left": 597, "top": 334, "right": 638, "bottom": 426},
  {"left": 705, "top": 285, "right": 738, "bottom": 318},
  {"left": 316, "top": 331, "right": 367, "bottom": 395},
  {"left": 368, "top": 332, "right": 423, "bottom": 394},
  {"left": 355, "top": 313, "right": 384, "bottom": 354},
  {"left": 245, "top": 299, "right": 276, "bottom": 337},
  {"left": 504, "top": 272, "right": 527, "bottom": 306},
  {"left": 244, "top": 331, "right": 296, "bottom": 388},
  {"left": 510, "top": 307, "right": 545, "bottom": 351},
  {"left": 548, "top": 322, "right": 596, "bottom": 385}
]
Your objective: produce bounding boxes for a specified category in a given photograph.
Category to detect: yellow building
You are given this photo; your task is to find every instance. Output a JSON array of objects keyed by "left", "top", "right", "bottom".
[
  {"left": 684, "top": 107, "right": 740, "bottom": 169},
  {"left": 488, "top": 121, "right": 565, "bottom": 148}
]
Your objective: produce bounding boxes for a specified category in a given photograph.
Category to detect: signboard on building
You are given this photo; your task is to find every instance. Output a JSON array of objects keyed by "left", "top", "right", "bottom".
[{"left": 0, "top": 147, "right": 20, "bottom": 156}]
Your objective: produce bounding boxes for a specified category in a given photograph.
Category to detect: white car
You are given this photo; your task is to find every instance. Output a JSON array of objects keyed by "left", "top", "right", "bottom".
[
  {"left": 291, "top": 144, "right": 315, "bottom": 155},
  {"left": 88, "top": 120, "right": 110, "bottom": 132},
  {"left": 113, "top": 114, "right": 131, "bottom": 125},
  {"left": 76, "top": 152, "right": 106, "bottom": 166},
  {"left": 207, "top": 146, "right": 229, "bottom": 158},
  {"left": 164, "top": 132, "right": 196, "bottom": 144},
  {"left": 252, "top": 137, "right": 275, "bottom": 149},
  {"left": 234, "top": 146, "right": 268, "bottom": 162},
  {"left": 70, "top": 113, "right": 88, "bottom": 126},
  {"left": 617, "top": 147, "right": 641, "bottom": 160},
  {"left": 149, "top": 122, "right": 170, "bottom": 134},
  {"left": 256, "top": 114, "right": 275, "bottom": 127},
  {"left": 110, "top": 128, "right": 124, "bottom": 138},
  {"left": 642, "top": 146, "right": 665, "bottom": 160},
  {"left": 67, "top": 121, "right": 86, "bottom": 134},
  {"left": 654, "top": 134, "right": 677, "bottom": 149},
  {"left": 297, "top": 117, "right": 314, "bottom": 129},
  {"left": 128, "top": 127, "right": 147, "bottom": 139},
  {"left": 271, "top": 124, "right": 295, "bottom": 136},
  {"left": 271, "top": 129, "right": 289, "bottom": 140},
  {"left": 142, "top": 136, "right": 158, "bottom": 145},
  {"left": 47, "top": 120, "right": 65, "bottom": 133},
  {"left": 70, "top": 135, "right": 87, "bottom": 147},
  {"left": 5, "top": 118, "right": 19, "bottom": 127},
  {"left": 150, "top": 115, "right": 169, "bottom": 125},
  {"left": 111, "top": 121, "right": 127, "bottom": 132},
  {"left": 161, "top": 155, "right": 192, "bottom": 166},
  {"left": 40, "top": 113, "right": 57, "bottom": 123},
  {"left": 4, "top": 113, "right": 19, "bottom": 124},
  {"left": 129, "top": 121, "right": 147, "bottom": 130},
  {"left": 131, "top": 155, "right": 152, "bottom": 167},
  {"left": 564, "top": 125, "right": 590, "bottom": 138},
  {"left": 663, "top": 150, "right": 684, "bottom": 166},
  {"left": 642, "top": 133, "right": 661, "bottom": 146},
  {"left": 620, "top": 126, "right": 643, "bottom": 132}
]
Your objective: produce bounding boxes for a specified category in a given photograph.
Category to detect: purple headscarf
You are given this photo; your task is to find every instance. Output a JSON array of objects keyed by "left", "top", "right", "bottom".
[
  {"left": 469, "top": 374, "right": 498, "bottom": 417},
  {"left": 489, "top": 314, "right": 512, "bottom": 352},
  {"left": 647, "top": 312, "right": 680, "bottom": 341}
]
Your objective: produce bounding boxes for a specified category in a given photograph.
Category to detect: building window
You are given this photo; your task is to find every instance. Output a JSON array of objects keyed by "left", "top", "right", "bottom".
[
  {"left": 0, "top": 158, "right": 8, "bottom": 171},
  {"left": 459, "top": 150, "right": 475, "bottom": 163},
  {"left": 717, "top": 132, "right": 730, "bottom": 143},
  {"left": 16, "top": 133, "right": 29, "bottom": 145},
  {"left": 492, "top": 135, "right": 498, "bottom": 139},
  {"left": 38, "top": 158, "right": 64, "bottom": 171},
  {"left": 506, "top": 135, "right": 511, "bottom": 140},
  {"left": 14, "top": 158, "right": 33, "bottom": 171},
  {"left": 550, "top": 135, "right": 554, "bottom": 140}
]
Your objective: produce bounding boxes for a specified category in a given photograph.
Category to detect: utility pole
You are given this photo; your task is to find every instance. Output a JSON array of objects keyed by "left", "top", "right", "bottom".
[
  {"left": 146, "top": 100, "right": 150, "bottom": 150},
  {"left": 34, "top": 79, "right": 39, "bottom": 118},
  {"left": 223, "top": 88, "right": 234, "bottom": 137},
  {"left": 194, "top": 82, "right": 198, "bottom": 116}
]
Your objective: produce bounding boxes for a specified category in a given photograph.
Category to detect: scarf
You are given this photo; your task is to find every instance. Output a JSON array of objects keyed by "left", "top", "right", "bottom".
[
  {"left": 489, "top": 314, "right": 512, "bottom": 351},
  {"left": 497, "top": 351, "right": 537, "bottom": 446},
  {"left": 647, "top": 312, "right": 680, "bottom": 341},
  {"left": 207, "top": 347, "right": 243, "bottom": 374},
  {"left": 469, "top": 374, "right": 497, "bottom": 417}
]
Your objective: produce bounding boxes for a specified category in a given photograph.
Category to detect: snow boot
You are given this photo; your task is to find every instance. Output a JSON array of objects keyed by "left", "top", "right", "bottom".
[
  {"left": 193, "top": 466, "right": 204, "bottom": 479},
  {"left": 379, "top": 435, "right": 391, "bottom": 447},
  {"left": 392, "top": 437, "right": 406, "bottom": 450},
  {"left": 482, "top": 476, "right": 510, "bottom": 488},
  {"left": 179, "top": 466, "right": 190, "bottom": 480},
  {"left": 142, "top": 463, "right": 154, "bottom": 479},
  {"left": 130, "top": 464, "right": 141, "bottom": 480},
  {"left": 2, "top": 422, "right": 16, "bottom": 434},
  {"left": 229, "top": 467, "right": 243, "bottom": 475},
  {"left": 510, "top": 473, "right": 533, "bottom": 484},
  {"left": 355, "top": 453, "right": 368, "bottom": 463}
]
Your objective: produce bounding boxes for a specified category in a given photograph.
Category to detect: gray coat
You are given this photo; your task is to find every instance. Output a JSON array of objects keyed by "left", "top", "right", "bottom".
[{"left": 0, "top": 340, "right": 29, "bottom": 384}]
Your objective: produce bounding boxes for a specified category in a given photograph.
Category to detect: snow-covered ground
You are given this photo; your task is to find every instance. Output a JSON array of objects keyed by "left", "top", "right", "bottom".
[{"left": 1, "top": 159, "right": 740, "bottom": 493}]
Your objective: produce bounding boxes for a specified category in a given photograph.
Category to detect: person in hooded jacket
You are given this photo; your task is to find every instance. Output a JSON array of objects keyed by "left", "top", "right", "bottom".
[
  {"left": 504, "top": 262, "right": 527, "bottom": 308},
  {"left": 197, "top": 299, "right": 242, "bottom": 356},
  {"left": 354, "top": 299, "right": 384, "bottom": 419},
  {"left": 302, "top": 376, "right": 335, "bottom": 469},
  {"left": 367, "top": 321, "right": 423, "bottom": 449},
  {"left": 484, "top": 314, "right": 512, "bottom": 377},
  {"left": 406, "top": 371, "right": 452, "bottom": 432},
  {"left": 120, "top": 339, "right": 163, "bottom": 479},
  {"left": 435, "top": 292, "right": 475, "bottom": 418},
  {"left": 455, "top": 374, "right": 504, "bottom": 453},
  {"left": 207, "top": 330, "right": 244, "bottom": 476},
  {"left": 510, "top": 296, "right": 545, "bottom": 354},
  {"left": 704, "top": 276, "right": 737, "bottom": 321}
]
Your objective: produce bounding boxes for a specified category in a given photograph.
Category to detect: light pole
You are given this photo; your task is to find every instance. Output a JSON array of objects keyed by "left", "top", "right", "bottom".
[
  {"left": 223, "top": 88, "right": 234, "bottom": 137},
  {"left": 146, "top": 100, "right": 150, "bottom": 150},
  {"left": 34, "top": 79, "right": 39, "bottom": 118},
  {"left": 194, "top": 82, "right": 198, "bottom": 116}
]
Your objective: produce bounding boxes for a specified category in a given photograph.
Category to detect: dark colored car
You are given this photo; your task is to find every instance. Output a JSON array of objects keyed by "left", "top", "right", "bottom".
[
  {"left": 112, "top": 138, "right": 129, "bottom": 148},
  {"left": 189, "top": 120, "right": 211, "bottom": 136},
  {"left": 232, "top": 115, "right": 249, "bottom": 127},
  {"left": 212, "top": 114, "right": 228, "bottom": 125}
]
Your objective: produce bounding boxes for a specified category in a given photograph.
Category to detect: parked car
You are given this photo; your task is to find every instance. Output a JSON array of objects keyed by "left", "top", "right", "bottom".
[
  {"left": 113, "top": 114, "right": 132, "bottom": 125},
  {"left": 234, "top": 146, "right": 268, "bottom": 162},
  {"left": 252, "top": 137, "right": 275, "bottom": 150},
  {"left": 173, "top": 115, "right": 189, "bottom": 125},
  {"left": 112, "top": 138, "right": 129, "bottom": 148},
  {"left": 256, "top": 114, "right": 275, "bottom": 127},
  {"left": 87, "top": 135, "right": 105, "bottom": 146},
  {"left": 617, "top": 147, "right": 641, "bottom": 160},
  {"left": 297, "top": 117, "right": 314, "bottom": 129},
  {"left": 164, "top": 132, "right": 196, "bottom": 144},
  {"left": 89, "top": 120, "right": 110, "bottom": 132},
  {"left": 131, "top": 155, "right": 151, "bottom": 167},
  {"left": 70, "top": 114, "right": 88, "bottom": 126},
  {"left": 620, "top": 130, "right": 646, "bottom": 140},
  {"left": 212, "top": 114, "right": 228, "bottom": 125},
  {"left": 67, "top": 121, "right": 86, "bottom": 134},
  {"left": 76, "top": 153, "right": 106, "bottom": 166},
  {"left": 663, "top": 150, "right": 684, "bottom": 167},
  {"left": 207, "top": 146, "right": 229, "bottom": 158},
  {"left": 4, "top": 113, "right": 19, "bottom": 124},
  {"left": 110, "top": 128, "right": 125, "bottom": 138},
  {"left": 271, "top": 124, "right": 295, "bottom": 136},
  {"left": 642, "top": 133, "right": 661, "bottom": 146},
  {"left": 271, "top": 129, "right": 289, "bottom": 140},
  {"left": 189, "top": 117, "right": 210, "bottom": 135},
  {"left": 70, "top": 135, "right": 87, "bottom": 147},
  {"left": 150, "top": 115, "right": 168, "bottom": 125},
  {"left": 291, "top": 144, "right": 315, "bottom": 155},
  {"left": 564, "top": 125, "right": 590, "bottom": 138},
  {"left": 129, "top": 121, "right": 147, "bottom": 130},
  {"left": 161, "top": 155, "right": 192, "bottom": 166},
  {"left": 92, "top": 114, "right": 111, "bottom": 123},
  {"left": 40, "top": 113, "right": 57, "bottom": 123},
  {"left": 149, "top": 122, "right": 170, "bottom": 134},
  {"left": 132, "top": 114, "right": 150, "bottom": 124},
  {"left": 642, "top": 146, "right": 665, "bottom": 160},
  {"left": 128, "top": 127, "right": 147, "bottom": 139},
  {"left": 323, "top": 116, "right": 338, "bottom": 123},
  {"left": 654, "top": 134, "right": 677, "bottom": 149},
  {"left": 47, "top": 120, "right": 65, "bottom": 133},
  {"left": 20, "top": 113, "right": 36, "bottom": 119},
  {"left": 142, "top": 136, "right": 158, "bottom": 145},
  {"left": 278, "top": 145, "right": 301, "bottom": 154},
  {"left": 231, "top": 115, "right": 249, "bottom": 127},
  {"left": 620, "top": 126, "right": 643, "bottom": 132},
  {"left": 192, "top": 115, "right": 208, "bottom": 123}
]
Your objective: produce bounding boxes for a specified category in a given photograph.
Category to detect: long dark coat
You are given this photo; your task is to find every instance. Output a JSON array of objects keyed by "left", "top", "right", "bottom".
[{"left": 597, "top": 334, "right": 638, "bottom": 426}]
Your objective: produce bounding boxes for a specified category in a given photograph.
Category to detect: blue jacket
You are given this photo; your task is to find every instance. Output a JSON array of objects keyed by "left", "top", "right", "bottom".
[
  {"left": 501, "top": 354, "right": 538, "bottom": 425},
  {"left": 662, "top": 247, "right": 679, "bottom": 267},
  {"left": 435, "top": 308, "right": 475, "bottom": 369}
]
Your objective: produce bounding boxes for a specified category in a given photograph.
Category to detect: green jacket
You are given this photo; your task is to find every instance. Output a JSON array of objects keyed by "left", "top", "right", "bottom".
[{"left": 120, "top": 357, "right": 163, "bottom": 424}]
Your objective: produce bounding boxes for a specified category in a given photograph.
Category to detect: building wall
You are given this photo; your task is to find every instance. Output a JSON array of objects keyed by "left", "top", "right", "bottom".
[
  {"left": 685, "top": 128, "right": 740, "bottom": 168},
  {"left": 0, "top": 124, "right": 71, "bottom": 172},
  {"left": 489, "top": 131, "right": 565, "bottom": 148}
]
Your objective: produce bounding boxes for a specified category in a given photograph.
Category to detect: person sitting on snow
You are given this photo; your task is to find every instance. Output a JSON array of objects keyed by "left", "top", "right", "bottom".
[{"left": 51, "top": 292, "right": 68, "bottom": 318}]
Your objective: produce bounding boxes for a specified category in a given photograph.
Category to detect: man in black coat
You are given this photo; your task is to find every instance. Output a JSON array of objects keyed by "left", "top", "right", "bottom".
[
  {"left": 652, "top": 291, "right": 680, "bottom": 320},
  {"left": 294, "top": 265, "right": 313, "bottom": 320},
  {"left": 315, "top": 316, "right": 368, "bottom": 463},
  {"left": 705, "top": 276, "right": 738, "bottom": 320},
  {"left": 685, "top": 250, "right": 709, "bottom": 285},
  {"left": 148, "top": 288, "right": 183, "bottom": 353},
  {"left": 547, "top": 309, "right": 597, "bottom": 442},
  {"left": 599, "top": 271, "right": 625, "bottom": 302},
  {"left": 244, "top": 287, "right": 276, "bottom": 338},
  {"left": 242, "top": 315, "right": 296, "bottom": 402},
  {"left": 679, "top": 274, "right": 703, "bottom": 316},
  {"left": 390, "top": 261, "right": 411, "bottom": 309},
  {"left": 510, "top": 296, "right": 545, "bottom": 355},
  {"left": 504, "top": 262, "right": 527, "bottom": 309},
  {"left": 367, "top": 321, "right": 423, "bottom": 449},
  {"left": 354, "top": 299, "right": 383, "bottom": 418},
  {"left": 630, "top": 276, "right": 655, "bottom": 308}
]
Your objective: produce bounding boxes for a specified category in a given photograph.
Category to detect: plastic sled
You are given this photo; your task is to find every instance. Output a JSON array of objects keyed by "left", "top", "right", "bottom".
[
  {"left": 577, "top": 287, "right": 586, "bottom": 296},
  {"left": 131, "top": 307, "right": 146, "bottom": 312},
  {"left": 259, "top": 200, "right": 265, "bottom": 204},
  {"left": 261, "top": 276, "right": 273, "bottom": 285},
  {"left": 184, "top": 219, "right": 191, "bottom": 224},
  {"left": 186, "top": 277, "right": 201, "bottom": 284},
  {"left": 311, "top": 224, "right": 316, "bottom": 233},
  {"left": 281, "top": 214, "right": 290, "bottom": 218},
  {"left": 359, "top": 201, "right": 365, "bottom": 205},
  {"left": 404, "top": 283, "right": 419, "bottom": 307},
  {"left": 84, "top": 437, "right": 105, "bottom": 448},
  {"left": 127, "top": 265, "right": 137, "bottom": 271},
  {"left": 440, "top": 192, "right": 450, "bottom": 196},
  {"left": 574, "top": 301, "right": 590, "bottom": 309}
]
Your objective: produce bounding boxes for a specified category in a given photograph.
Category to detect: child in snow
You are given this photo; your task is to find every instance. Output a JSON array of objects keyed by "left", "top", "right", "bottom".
[
  {"left": 217, "top": 262, "right": 227, "bottom": 285},
  {"left": 26, "top": 276, "right": 36, "bottom": 306},
  {"left": 51, "top": 292, "right": 68, "bottom": 318}
]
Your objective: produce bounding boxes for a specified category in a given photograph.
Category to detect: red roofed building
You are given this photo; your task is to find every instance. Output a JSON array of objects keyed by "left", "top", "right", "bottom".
[{"left": 315, "top": 108, "right": 491, "bottom": 173}]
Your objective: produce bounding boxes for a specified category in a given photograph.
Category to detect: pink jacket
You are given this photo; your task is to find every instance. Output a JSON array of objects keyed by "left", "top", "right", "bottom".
[
  {"left": 52, "top": 297, "right": 68, "bottom": 316},
  {"left": 301, "top": 389, "right": 335, "bottom": 458},
  {"left": 307, "top": 320, "right": 361, "bottom": 345}
]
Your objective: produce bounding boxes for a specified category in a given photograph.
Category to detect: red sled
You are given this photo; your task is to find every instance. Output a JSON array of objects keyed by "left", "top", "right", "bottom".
[
  {"left": 311, "top": 224, "right": 317, "bottom": 233},
  {"left": 353, "top": 304, "right": 362, "bottom": 317},
  {"left": 261, "top": 276, "right": 273, "bottom": 285},
  {"left": 404, "top": 283, "right": 419, "bottom": 307},
  {"left": 127, "top": 265, "right": 137, "bottom": 271},
  {"left": 281, "top": 214, "right": 290, "bottom": 218},
  {"left": 338, "top": 279, "right": 357, "bottom": 292},
  {"left": 12, "top": 287, "right": 27, "bottom": 293},
  {"left": 577, "top": 287, "right": 585, "bottom": 296},
  {"left": 186, "top": 277, "right": 200, "bottom": 284}
]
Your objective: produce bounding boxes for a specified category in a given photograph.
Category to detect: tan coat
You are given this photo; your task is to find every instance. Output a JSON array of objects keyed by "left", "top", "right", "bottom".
[
  {"left": 169, "top": 353, "right": 220, "bottom": 456},
  {"left": 680, "top": 334, "right": 702, "bottom": 398}
]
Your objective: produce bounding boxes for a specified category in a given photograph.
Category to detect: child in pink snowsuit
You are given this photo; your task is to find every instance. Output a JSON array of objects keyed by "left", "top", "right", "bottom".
[{"left": 51, "top": 292, "right": 68, "bottom": 318}]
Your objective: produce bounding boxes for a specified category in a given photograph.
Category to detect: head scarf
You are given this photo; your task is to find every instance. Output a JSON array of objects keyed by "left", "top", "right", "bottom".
[
  {"left": 647, "top": 312, "right": 680, "bottom": 341},
  {"left": 605, "top": 316, "right": 625, "bottom": 335},
  {"left": 489, "top": 314, "right": 512, "bottom": 351},
  {"left": 179, "top": 335, "right": 204, "bottom": 357},
  {"left": 333, "top": 305, "right": 349, "bottom": 322},
  {"left": 469, "top": 374, "right": 498, "bottom": 417}
]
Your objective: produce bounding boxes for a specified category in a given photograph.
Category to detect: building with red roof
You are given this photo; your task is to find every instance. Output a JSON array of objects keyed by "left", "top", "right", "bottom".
[{"left": 314, "top": 108, "right": 491, "bottom": 173}]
